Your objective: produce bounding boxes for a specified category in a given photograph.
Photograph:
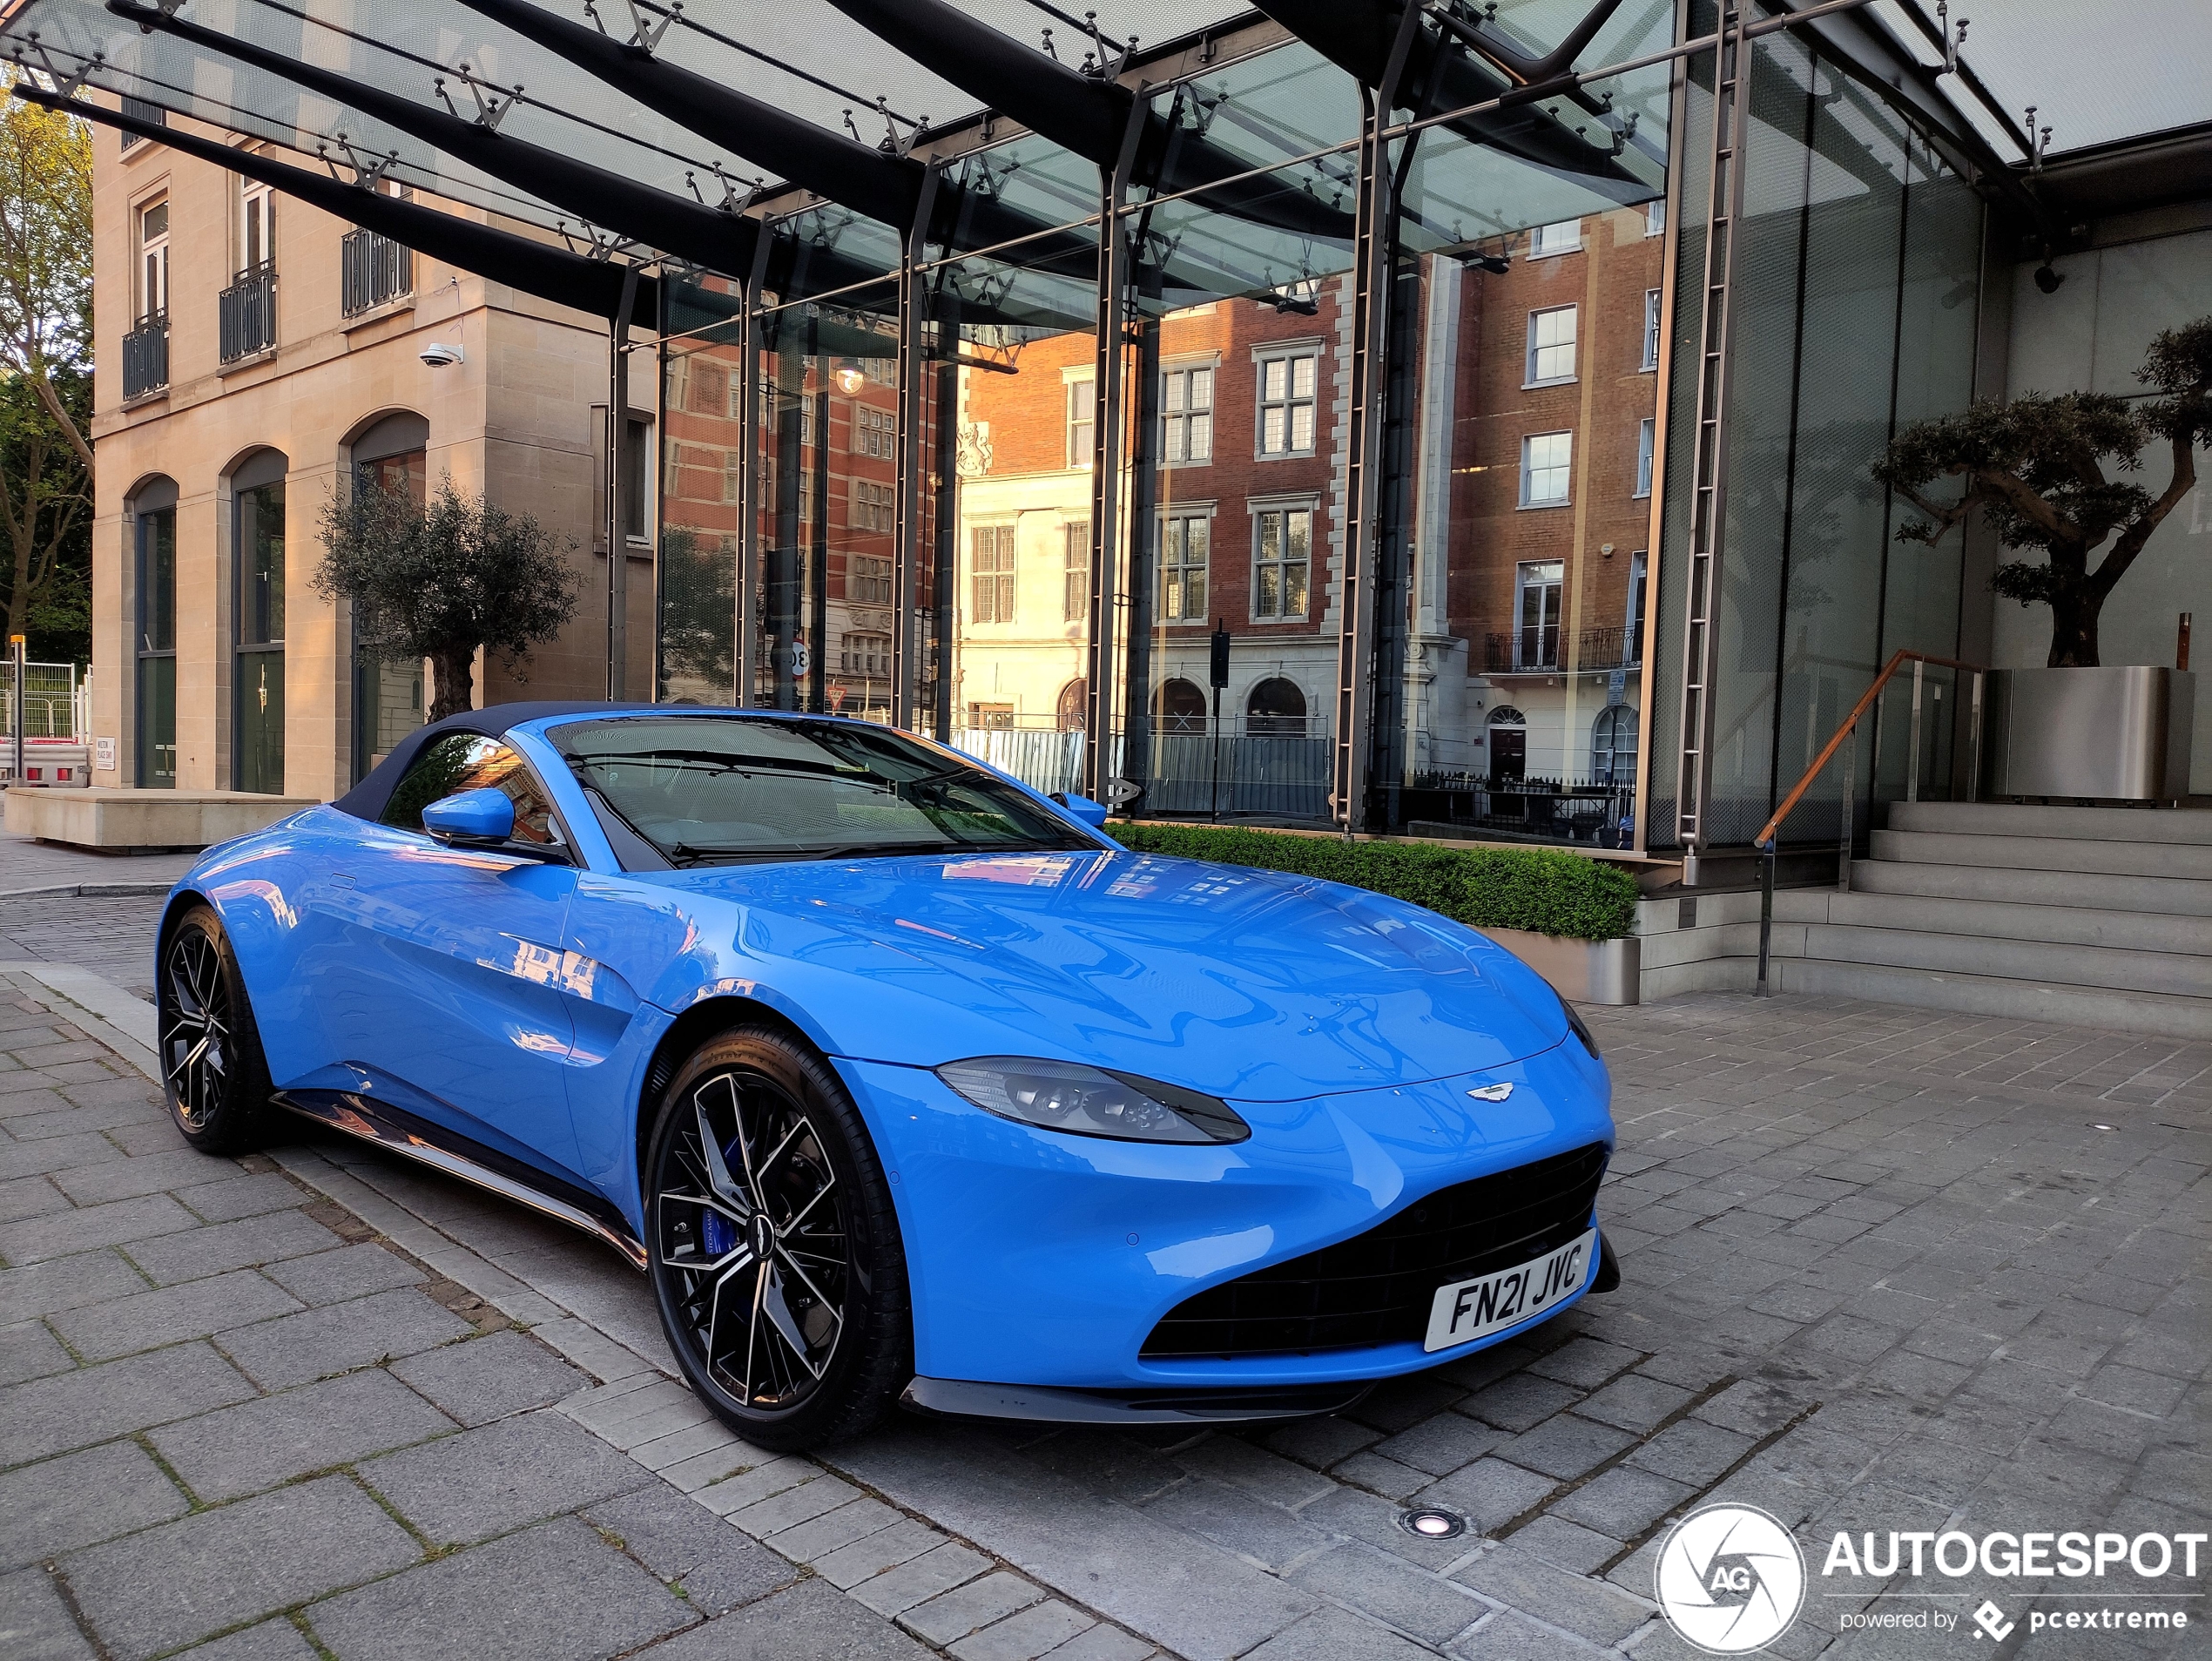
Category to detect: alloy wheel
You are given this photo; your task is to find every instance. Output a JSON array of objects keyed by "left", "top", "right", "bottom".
[
  {"left": 655, "top": 1068, "right": 848, "bottom": 1412},
  {"left": 162, "top": 927, "right": 233, "bottom": 1127}
]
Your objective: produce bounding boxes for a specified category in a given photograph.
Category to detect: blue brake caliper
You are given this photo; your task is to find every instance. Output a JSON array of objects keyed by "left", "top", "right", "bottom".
[{"left": 700, "top": 1136, "right": 745, "bottom": 1256}]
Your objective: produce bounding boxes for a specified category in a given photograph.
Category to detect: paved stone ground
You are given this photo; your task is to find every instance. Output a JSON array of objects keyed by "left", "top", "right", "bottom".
[
  {"left": 3, "top": 885, "right": 2206, "bottom": 1661},
  {"left": 0, "top": 893, "right": 170, "bottom": 998},
  {"left": 0, "top": 827, "right": 196, "bottom": 902}
]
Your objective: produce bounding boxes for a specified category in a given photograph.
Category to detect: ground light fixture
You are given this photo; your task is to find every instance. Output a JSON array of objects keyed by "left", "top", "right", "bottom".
[{"left": 1398, "top": 1507, "right": 1469, "bottom": 1540}]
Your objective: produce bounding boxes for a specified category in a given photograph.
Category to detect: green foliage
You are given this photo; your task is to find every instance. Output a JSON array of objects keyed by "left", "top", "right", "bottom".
[
  {"left": 658, "top": 524, "right": 734, "bottom": 693},
  {"left": 1872, "top": 315, "right": 2210, "bottom": 666},
  {"left": 0, "top": 362, "right": 88, "bottom": 658},
  {"left": 1105, "top": 823, "right": 1640, "bottom": 942},
  {"left": 315, "top": 478, "right": 580, "bottom": 720}
]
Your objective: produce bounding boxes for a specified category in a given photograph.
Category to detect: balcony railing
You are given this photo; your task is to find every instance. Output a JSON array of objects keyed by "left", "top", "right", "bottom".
[
  {"left": 1483, "top": 625, "right": 1642, "bottom": 674},
  {"left": 122, "top": 312, "right": 169, "bottom": 399},
  {"left": 219, "top": 264, "right": 278, "bottom": 362},
  {"left": 341, "top": 229, "right": 413, "bottom": 316}
]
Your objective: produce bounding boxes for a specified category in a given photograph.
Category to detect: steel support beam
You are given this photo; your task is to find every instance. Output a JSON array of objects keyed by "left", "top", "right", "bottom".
[
  {"left": 1672, "top": 6, "right": 1754, "bottom": 885},
  {"left": 606, "top": 265, "right": 640, "bottom": 701},
  {"left": 892, "top": 165, "right": 941, "bottom": 733},
  {"left": 1332, "top": 3, "right": 1421, "bottom": 834}
]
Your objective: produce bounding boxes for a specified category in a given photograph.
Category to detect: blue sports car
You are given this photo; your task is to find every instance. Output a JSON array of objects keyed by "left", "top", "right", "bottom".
[{"left": 158, "top": 704, "right": 1617, "bottom": 1449}]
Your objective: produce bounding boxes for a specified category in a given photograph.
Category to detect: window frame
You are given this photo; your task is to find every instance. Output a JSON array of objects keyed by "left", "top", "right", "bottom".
[
  {"left": 1250, "top": 499, "right": 1315, "bottom": 623},
  {"left": 1642, "top": 288, "right": 1662, "bottom": 372},
  {"left": 1526, "top": 304, "right": 1578, "bottom": 387},
  {"left": 1252, "top": 347, "right": 1319, "bottom": 459},
  {"left": 1160, "top": 361, "right": 1215, "bottom": 466},
  {"left": 969, "top": 523, "right": 1016, "bottom": 625},
  {"left": 1062, "top": 520, "right": 1090, "bottom": 624},
  {"left": 137, "top": 197, "right": 170, "bottom": 323},
  {"left": 1519, "top": 430, "right": 1573, "bottom": 509},
  {"left": 237, "top": 176, "right": 276, "bottom": 280},
  {"left": 1157, "top": 509, "right": 1211, "bottom": 625},
  {"left": 1530, "top": 218, "right": 1581, "bottom": 258},
  {"left": 1635, "top": 418, "right": 1656, "bottom": 500},
  {"left": 1065, "top": 375, "right": 1096, "bottom": 469},
  {"left": 1514, "top": 559, "right": 1565, "bottom": 671}
]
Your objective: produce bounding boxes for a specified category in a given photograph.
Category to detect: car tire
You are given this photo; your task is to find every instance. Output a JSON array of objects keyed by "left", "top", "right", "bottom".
[
  {"left": 158, "top": 904, "right": 273, "bottom": 1156},
  {"left": 644, "top": 1026, "right": 911, "bottom": 1452}
]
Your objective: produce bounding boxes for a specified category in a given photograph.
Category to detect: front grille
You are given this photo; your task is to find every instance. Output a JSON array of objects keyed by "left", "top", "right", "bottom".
[{"left": 1141, "top": 1142, "right": 1608, "bottom": 1359}]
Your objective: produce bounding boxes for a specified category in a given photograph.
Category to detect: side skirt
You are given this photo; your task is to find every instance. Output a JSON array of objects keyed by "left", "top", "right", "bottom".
[{"left": 271, "top": 1089, "right": 648, "bottom": 1271}]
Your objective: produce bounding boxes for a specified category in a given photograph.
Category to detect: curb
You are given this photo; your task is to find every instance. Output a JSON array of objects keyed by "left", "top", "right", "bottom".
[{"left": 0, "top": 880, "right": 179, "bottom": 901}]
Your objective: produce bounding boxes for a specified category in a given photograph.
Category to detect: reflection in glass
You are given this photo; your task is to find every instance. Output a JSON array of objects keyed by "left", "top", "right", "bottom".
[{"left": 136, "top": 505, "right": 176, "bottom": 788}]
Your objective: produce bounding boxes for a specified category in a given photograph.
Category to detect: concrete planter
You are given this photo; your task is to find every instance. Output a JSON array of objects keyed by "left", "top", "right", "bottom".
[
  {"left": 1480, "top": 927, "right": 1640, "bottom": 1005},
  {"left": 4, "top": 787, "right": 320, "bottom": 851},
  {"left": 1986, "top": 666, "right": 2195, "bottom": 800}
]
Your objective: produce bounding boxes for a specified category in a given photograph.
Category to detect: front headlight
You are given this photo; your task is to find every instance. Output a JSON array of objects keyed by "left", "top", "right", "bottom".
[
  {"left": 935, "top": 1057, "right": 1251, "bottom": 1144},
  {"left": 1557, "top": 989, "right": 1601, "bottom": 1058}
]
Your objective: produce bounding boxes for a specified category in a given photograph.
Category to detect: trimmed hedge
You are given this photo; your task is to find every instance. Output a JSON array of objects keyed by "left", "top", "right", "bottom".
[{"left": 1106, "top": 823, "right": 1641, "bottom": 942}]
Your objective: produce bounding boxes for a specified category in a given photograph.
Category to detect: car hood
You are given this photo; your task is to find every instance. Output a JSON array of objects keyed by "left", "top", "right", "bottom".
[{"left": 636, "top": 848, "right": 1572, "bottom": 1100}]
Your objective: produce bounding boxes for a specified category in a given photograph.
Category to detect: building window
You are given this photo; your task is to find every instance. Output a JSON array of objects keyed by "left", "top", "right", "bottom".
[
  {"left": 1635, "top": 418, "right": 1655, "bottom": 499},
  {"left": 1527, "top": 305, "right": 1576, "bottom": 384},
  {"left": 1628, "top": 549, "right": 1649, "bottom": 658},
  {"left": 850, "top": 554, "right": 893, "bottom": 606},
  {"left": 1256, "top": 352, "right": 1318, "bottom": 457},
  {"left": 1642, "top": 289, "right": 1662, "bottom": 371},
  {"left": 970, "top": 524, "right": 1015, "bottom": 623},
  {"left": 135, "top": 493, "right": 178, "bottom": 787},
  {"left": 137, "top": 199, "right": 169, "bottom": 321},
  {"left": 623, "top": 418, "right": 651, "bottom": 542},
  {"left": 119, "top": 96, "right": 165, "bottom": 151},
  {"left": 968, "top": 703, "right": 1015, "bottom": 731},
  {"left": 1591, "top": 704, "right": 1638, "bottom": 786},
  {"left": 1056, "top": 678, "right": 1088, "bottom": 732},
  {"left": 238, "top": 178, "right": 276, "bottom": 277},
  {"left": 1159, "top": 514, "right": 1209, "bottom": 624},
  {"left": 853, "top": 478, "right": 894, "bottom": 533},
  {"left": 1530, "top": 218, "right": 1581, "bottom": 257},
  {"left": 841, "top": 631, "right": 891, "bottom": 678},
  {"left": 1516, "top": 560, "right": 1563, "bottom": 669},
  {"left": 233, "top": 469, "right": 287, "bottom": 794},
  {"left": 853, "top": 405, "right": 894, "bottom": 459},
  {"left": 1162, "top": 365, "right": 1213, "bottom": 463},
  {"left": 1062, "top": 521, "right": 1089, "bottom": 623},
  {"left": 1066, "top": 377, "right": 1095, "bottom": 467},
  {"left": 1154, "top": 678, "right": 1206, "bottom": 735},
  {"left": 1645, "top": 199, "right": 1666, "bottom": 239},
  {"left": 722, "top": 449, "right": 742, "bottom": 504},
  {"left": 1252, "top": 505, "right": 1311, "bottom": 620},
  {"left": 1245, "top": 678, "right": 1306, "bottom": 736},
  {"left": 1521, "top": 431, "right": 1572, "bottom": 507}
]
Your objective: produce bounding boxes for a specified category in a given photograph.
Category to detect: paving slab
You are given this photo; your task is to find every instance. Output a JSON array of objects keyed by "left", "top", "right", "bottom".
[
  {"left": 388, "top": 1327, "right": 587, "bottom": 1426},
  {"left": 639, "top": 1577, "right": 934, "bottom": 1661},
  {"left": 62, "top": 1475, "right": 421, "bottom": 1661},
  {"left": 217, "top": 1285, "right": 473, "bottom": 1389},
  {"left": 0, "top": 1439, "right": 190, "bottom": 1570},
  {"left": 302, "top": 1515, "right": 693, "bottom": 1661},
  {"left": 584, "top": 1485, "right": 799, "bottom": 1614},
  {"left": 1, "top": 1340, "right": 256, "bottom": 1466},
  {"left": 358, "top": 1410, "right": 653, "bottom": 1544},
  {"left": 149, "top": 1366, "right": 457, "bottom": 1502}
]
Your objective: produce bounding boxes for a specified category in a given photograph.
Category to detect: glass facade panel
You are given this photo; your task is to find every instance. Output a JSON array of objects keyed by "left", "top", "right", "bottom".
[{"left": 659, "top": 294, "right": 748, "bottom": 706}]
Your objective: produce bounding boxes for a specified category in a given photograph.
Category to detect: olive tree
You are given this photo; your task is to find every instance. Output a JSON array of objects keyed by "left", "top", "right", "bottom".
[
  {"left": 1872, "top": 316, "right": 2211, "bottom": 667},
  {"left": 316, "top": 478, "right": 580, "bottom": 720}
]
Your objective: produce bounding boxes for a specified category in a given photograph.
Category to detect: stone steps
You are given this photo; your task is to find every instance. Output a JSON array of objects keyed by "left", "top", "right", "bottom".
[{"left": 1645, "top": 803, "right": 2212, "bottom": 1038}]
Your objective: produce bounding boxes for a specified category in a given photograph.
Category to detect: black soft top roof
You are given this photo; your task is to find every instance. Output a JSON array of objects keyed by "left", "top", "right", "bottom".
[{"left": 331, "top": 701, "right": 658, "bottom": 822}]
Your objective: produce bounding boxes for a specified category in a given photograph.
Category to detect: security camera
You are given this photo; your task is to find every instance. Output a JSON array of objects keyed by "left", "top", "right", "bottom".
[
  {"left": 419, "top": 341, "right": 465, "bottom": 368},
  {"left": 2033, "top": 263, "right": 2065, "bottom": 294}
]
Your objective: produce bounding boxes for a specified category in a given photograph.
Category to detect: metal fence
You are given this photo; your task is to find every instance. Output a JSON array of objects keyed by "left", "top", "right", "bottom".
[
  {"left": 219, "top": 266, "right": 278, "bottom": 361},
  {"left": 0, "top": 662, "right": 90, "bottom": 739},
  {"left": 341, "top": 230, "right": 413, "bottom": 316},
  {"left": 123, "top": 314, "right": 169, "bottom": 399},
  {"left": 948, "top": 727, "right": 1332, "bottom": 821}
]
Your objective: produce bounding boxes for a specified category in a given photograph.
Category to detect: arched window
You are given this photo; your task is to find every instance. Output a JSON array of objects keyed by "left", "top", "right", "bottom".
[
  {"left": 1487, "top": 705, "right": 1527, "bottom": 781},
  {"left": 1056, "top": 679, "right": 1088, "bottom": 732},
  {"left": 130, "top": 477, "right": 179, "bottom": 788},
  {"left": 229, "top": 448, "right": 289, "bottom": 794},
  {"left": 347, "top": 412, "right": 430, "bottom": 781},
  {"left": 1590, "top": 704, "right": 1638, "bottom": 785},
  {"left": 1246, "top": 677, "right": 1306, "bottom": 736},
  {"left": 1153, "top": 678, "right": 1206, "bottom": 735}
]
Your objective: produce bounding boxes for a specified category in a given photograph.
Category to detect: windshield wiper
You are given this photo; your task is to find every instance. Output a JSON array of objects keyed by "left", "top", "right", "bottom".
[{"left": 663, "top": 838, "right": 1077, "bottom": 868}]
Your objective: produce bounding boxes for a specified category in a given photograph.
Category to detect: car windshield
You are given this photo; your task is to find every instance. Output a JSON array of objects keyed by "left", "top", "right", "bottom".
[{"left": 548, "top": 716, "right": 1098, "bottom": 867}]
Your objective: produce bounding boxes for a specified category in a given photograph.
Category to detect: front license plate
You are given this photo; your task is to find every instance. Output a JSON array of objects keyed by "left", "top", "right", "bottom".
[{"left": 1423, "top": 1229, "right": 1597, "bottom": 1354}]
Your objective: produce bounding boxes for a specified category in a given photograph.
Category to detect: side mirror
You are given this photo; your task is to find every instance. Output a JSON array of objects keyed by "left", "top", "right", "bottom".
[
  {"left": 1051, "top": 791, "right": 1110, "bottom": 830},
  {"left": 421, "top": 787, "right": 516, "bottom": 847}
]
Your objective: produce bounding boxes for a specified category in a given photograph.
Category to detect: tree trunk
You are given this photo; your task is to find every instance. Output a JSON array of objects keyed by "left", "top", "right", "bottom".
[
  {"left": 2046, "top": 593, "right": 2101, "bottom": 667},
  {"left": 428, "top": 645, "right": 476, "bottom": 721}
]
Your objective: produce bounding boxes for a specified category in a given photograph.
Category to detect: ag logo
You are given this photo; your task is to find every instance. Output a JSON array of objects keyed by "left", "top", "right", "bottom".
[{"left": 1654, "top": 1503, "right": 1806, "bottom": 1654}]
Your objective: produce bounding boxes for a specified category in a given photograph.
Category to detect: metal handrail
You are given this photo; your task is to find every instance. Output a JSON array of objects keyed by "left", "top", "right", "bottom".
[{"left": 1754, "top": 648, "right": 1988, "bottom": 996}]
